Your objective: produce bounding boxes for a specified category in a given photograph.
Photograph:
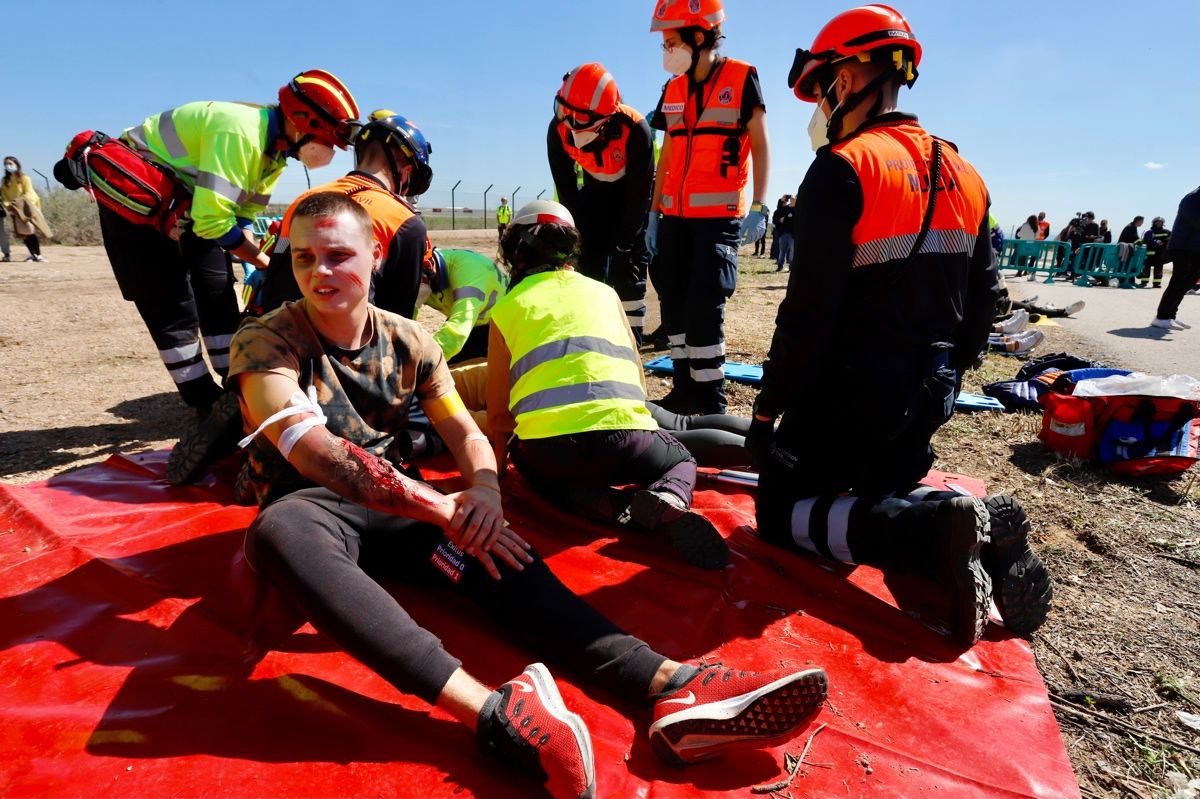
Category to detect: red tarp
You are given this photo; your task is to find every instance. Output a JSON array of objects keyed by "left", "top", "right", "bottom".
[{"left": 0, "top": 452, "right": 1079, "bottom": 798}]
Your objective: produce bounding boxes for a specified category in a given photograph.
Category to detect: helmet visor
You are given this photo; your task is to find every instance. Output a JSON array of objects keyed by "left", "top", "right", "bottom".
[{"left": 554, "top": 97, "right": 604, "bottom": 131}]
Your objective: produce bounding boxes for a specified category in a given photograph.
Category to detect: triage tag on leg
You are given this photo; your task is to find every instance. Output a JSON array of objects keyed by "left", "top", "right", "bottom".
[{"left": 430, "top": 536, "right": 468, "bottom": 584}]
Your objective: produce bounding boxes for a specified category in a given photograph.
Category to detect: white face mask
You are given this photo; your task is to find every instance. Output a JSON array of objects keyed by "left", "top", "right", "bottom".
[
  {"left": 297, "top": 140, "right": 335, "bottom": 169},
  {"left": 3, "top": 164, "right": 16, "bottom": 173},
  {"left": 571, "top": 128, "right": 600, "bottom": 148},
  {"left": 806, "top": 106, "right": 830, "bottom": 151},
  {"left": 663, "top": 46, "right": 692, "bottom": 75}
]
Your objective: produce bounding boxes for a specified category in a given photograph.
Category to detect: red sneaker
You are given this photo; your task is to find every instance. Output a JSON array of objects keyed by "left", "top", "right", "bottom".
[
  {"left": 649, "top": 664, "right": 828, "bottom": 764},
  {"left": 478, "top": 663, "right": 595, "bottom": 799}
]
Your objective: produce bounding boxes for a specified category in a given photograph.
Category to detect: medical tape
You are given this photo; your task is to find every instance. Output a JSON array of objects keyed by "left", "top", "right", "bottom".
[
  {"left": 423, "top": 391, "right": 467, "bottom": 424},
  {"left": 237, "top": 385, "right": 328, "bottom": 459}
]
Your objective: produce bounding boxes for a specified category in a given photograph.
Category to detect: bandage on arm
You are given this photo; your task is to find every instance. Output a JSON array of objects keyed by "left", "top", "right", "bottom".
[{"left": 238, "top": 384, "right": 327, "bottom": 459}]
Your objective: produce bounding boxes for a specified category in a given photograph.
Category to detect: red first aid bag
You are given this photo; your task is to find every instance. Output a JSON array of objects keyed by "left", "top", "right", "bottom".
[
  {"left": 1038, "top": 392, "right": 1098, "bottom": 458},
  {"left": 62, "top": 130, "right": 191, "bottom": 236}
]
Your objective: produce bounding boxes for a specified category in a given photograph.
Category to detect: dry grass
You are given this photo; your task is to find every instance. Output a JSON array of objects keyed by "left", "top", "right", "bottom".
[{"left": 39, "top": 189, "right": 104, "bottom": 246}]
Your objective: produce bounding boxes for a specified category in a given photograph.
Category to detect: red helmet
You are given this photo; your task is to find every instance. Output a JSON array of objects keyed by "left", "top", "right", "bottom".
[
  {"left": 788, "top": 4, "right": 921, "bottom": 102},
  {"left": 278, "top": 69, "right": 360, "bottom": 149},
  {"left": 650, "top": 0, "right": 725, "bottom": 32},
  {"left": 555, "top": 63, "right": 620, "bottom": 130}
]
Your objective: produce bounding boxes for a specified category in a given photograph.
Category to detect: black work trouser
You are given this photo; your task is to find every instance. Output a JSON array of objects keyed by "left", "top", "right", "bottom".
[
  {"left": 575, "top": 193, "right": 649, "bottom": 340},
  {"left": 99, "top": 205, "right": 238, "bottom": 409},
  {"left": 246, "top": 487, "right": 666, "bottom": 704},
  {"left": 513, "top": 427, "right": 697, "bottom": 520},
  {"left": 1158, "top": 250, "right": 1200, "bottom": 320},
  {"left": 1142, "top": 254, "right": 1166, "bottom": 283},
  {"left": 651, "top": 215, "right": 739, "bottom": 413},
  {"left": 756, "top": 354, "right": 956, "bottom": 568}
]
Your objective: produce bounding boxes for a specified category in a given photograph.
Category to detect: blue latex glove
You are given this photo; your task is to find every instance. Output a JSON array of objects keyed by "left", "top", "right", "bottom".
[
  {"left": 644, "top": 211, "right": 660, "bottom": 258},
  {"left": 739, "top": 202, "right": 769, "bottom": 246},
  {"left": 241, "top": 264, "right": 268, "bottom": 312}
]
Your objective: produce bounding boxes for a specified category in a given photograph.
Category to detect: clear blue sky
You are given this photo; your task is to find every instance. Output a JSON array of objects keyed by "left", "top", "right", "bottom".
[{"left": 6, "top": 1, "right": 1197, "bottom": 234}]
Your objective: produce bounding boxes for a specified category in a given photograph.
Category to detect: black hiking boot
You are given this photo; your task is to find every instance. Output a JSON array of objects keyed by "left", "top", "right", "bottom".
[
  {"left": 628, "top": 489, "right": 729, "bottom": 570},
  {"left": 982, "top": 495, "right": 1052, "bottom": 637},
  {"left": 933, "top": 497, "right": 992, "bottom": 647},
  {"left": 167, "top": 391, "right": 244, "bottom": 485}
]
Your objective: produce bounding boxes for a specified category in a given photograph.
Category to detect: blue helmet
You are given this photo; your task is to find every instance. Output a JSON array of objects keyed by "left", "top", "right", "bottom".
[{"left": 352, "top": 110, "right": 433, "bottom": 196}]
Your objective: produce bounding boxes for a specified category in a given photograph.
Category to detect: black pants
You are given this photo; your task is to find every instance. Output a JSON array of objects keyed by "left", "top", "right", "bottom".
[
  {"left": 651, "top": 216, "right": 740, "bottom": 413},
  {"left": 99, "top": 205, "right": 238, "bottom": 409},
  {"left": 1158, "top": 250, "right": 1200, "bottom": 320},
  {"left": 574, "top": 192, "right": 649, "bottom": 342},
  {"left": 513, "top": 428, "right": 697, "bottom": 520},
  {"left": 756, "top": 354, "right": 956, "bottom": 566},
  {"left": 23, "top": 234, "right": 41, "bottom": 257},
  {"left": 246, "top": 487, "right": 665, "bottom": 704},
  {"left": 647, "top": 402, "right": 750, "bottom": 469},
  {"left": 1142, "top": 254, "right": 1166, "bottom": 284}
]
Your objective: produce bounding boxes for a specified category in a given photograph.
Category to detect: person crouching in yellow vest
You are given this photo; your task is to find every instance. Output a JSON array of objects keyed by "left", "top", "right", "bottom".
[
  {"left": 418, "top": 248, "right": 509, "bottom": 364},
  {"left": 486, "top": 200, "right": 729, "bottom": 569}
]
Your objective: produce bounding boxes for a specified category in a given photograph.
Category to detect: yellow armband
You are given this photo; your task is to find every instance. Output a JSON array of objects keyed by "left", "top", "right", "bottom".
[{"left": 422, "top": 390, "right": 467, "bottom": 424}]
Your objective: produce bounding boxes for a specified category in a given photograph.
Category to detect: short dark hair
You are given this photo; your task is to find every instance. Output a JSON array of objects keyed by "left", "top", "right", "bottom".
[
  {"left": 291, "top": 191, "right": 373, "bottom": 244},
  {"left": 1134, "top": 215, "right": 1145, "bottom": 223}
]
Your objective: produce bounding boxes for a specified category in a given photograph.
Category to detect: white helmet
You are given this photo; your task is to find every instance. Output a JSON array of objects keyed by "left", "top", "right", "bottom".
[{"left": 511, "top": 199, "right": 575, "bottom": 228}]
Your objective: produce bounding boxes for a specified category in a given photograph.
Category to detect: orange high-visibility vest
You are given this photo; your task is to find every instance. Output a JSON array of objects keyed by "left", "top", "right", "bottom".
[
  {"left": 658, "top": 58, "right": 753, "bottom": 219},
  {"left": 555, "top": 105, "right": 644, "bottom": 183},
  {"left": 829, "top": 119, "right": 988, "bottom": 270}
]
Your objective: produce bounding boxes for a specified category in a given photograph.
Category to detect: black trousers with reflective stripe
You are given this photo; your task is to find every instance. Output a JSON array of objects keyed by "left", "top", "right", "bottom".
[
  {"left": 98, "top": 205, "right": 237, "bottom": 409},
  {"left": 756, "top": 356, "right": 956, "bottom": 567},
  {"left": 651, "top": 215, "right": 739, "bottom": 413}
]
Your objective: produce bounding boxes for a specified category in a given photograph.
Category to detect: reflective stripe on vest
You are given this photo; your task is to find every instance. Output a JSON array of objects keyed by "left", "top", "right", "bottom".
[
  {"left": 830, "top": 120, "right": 989, "bottom": 270},
  {"left": 556, "top": 104, "right": 643, "bottom": 183},
  {"left": 490, "top": 270, "right": 654, "bottom": 440},
  {"left": 658, "top": 58, "right": 753, "bottom": 219}
]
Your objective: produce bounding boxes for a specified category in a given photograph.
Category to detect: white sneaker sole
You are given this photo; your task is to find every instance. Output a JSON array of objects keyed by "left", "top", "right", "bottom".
[{"left": 648, "top": 668, "right": 827, "bottom": 763}]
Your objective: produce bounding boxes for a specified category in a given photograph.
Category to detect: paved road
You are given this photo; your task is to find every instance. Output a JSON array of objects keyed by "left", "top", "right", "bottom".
[{"left": 1005, "top": 269, "right": 1200, "bottom": 376}]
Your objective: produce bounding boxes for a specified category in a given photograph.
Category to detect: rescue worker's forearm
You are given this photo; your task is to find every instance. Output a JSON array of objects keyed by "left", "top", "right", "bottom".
[
  {"left": 953, "top": 213, "right": 1001, "bottom": 371},
  {"left": 618, "top": 133, "right": 655, "bottom": 246},
  {"left": 748, "top": 109, "right": 770, "bottom": 205},
  {"left": 227, "top": 229, "right": 271, "bottom": 270}
]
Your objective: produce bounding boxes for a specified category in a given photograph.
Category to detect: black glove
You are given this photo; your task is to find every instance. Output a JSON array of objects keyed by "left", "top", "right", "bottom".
[{"left": 744, "top": 416, "right": 776, "bottom": 471}]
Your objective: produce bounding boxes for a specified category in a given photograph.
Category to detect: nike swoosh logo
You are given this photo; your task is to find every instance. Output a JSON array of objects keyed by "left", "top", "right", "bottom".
[
  {"left": 512, "top": 679, "right": 535, "bottom": 694},
  {"left": 660, "top": 691, "right": 696, "bottom": 706}
]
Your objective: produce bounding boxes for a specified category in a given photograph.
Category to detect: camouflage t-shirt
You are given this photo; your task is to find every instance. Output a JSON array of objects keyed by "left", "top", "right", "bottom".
[{"left": 228, "top": 300, "right": 455, "bottom": 506}]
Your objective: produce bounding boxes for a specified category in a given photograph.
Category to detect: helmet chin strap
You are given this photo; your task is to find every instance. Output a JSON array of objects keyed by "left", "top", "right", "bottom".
[
  {"left": 381, "top": 144, "right": 407, "bottom": 197},
  {"left": 286, "top": 132, "right": 315, "bottom": 160},
  {"left": 825, "top": 69, "right": 895, "bottom": 142}
]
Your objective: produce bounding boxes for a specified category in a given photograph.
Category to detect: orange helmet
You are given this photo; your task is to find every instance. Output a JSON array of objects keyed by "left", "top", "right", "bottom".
[
  {"left": 788, "top": 4, "right": 921, "bottom": 102},
  {"left": 278, "top": 69, "right": 360, "bottom": 148},
  {"left": 555, "top": 63, "right": 620, "bottom": 130},
  {"left": 650, "top": 0, "right": 725, "bottom": 32}
]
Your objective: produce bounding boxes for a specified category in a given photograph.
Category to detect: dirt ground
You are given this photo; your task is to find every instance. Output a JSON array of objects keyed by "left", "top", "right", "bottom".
[{"left": 2, "top": 237, "right": 1199, "bottom": 798}]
